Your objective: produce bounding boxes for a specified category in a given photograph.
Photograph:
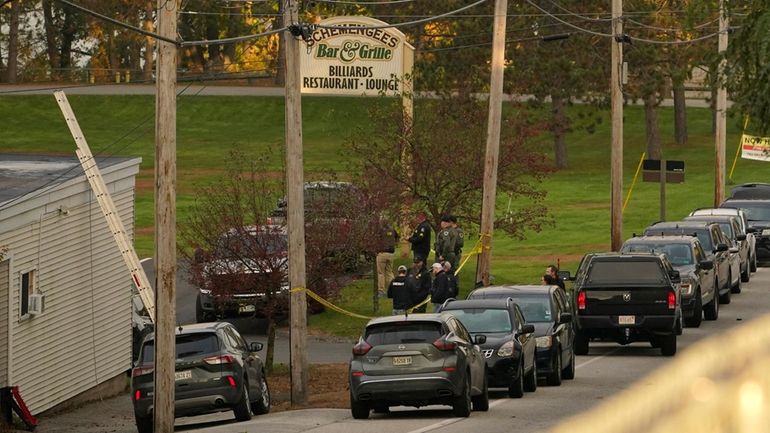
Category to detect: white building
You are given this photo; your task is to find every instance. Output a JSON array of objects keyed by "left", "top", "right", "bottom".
[{"left": 0, "top": 154, "right": 141, "bottom": 414}]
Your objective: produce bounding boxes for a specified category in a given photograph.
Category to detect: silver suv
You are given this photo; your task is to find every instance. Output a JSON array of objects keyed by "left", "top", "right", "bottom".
[{"left": 349, "top": 313, "right": 489, "bottom": 419}]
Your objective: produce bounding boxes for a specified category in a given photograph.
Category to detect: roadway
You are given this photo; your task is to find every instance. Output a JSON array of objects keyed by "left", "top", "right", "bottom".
[{"left": 143, "top": 265, "right": 770, "bottom": 433}]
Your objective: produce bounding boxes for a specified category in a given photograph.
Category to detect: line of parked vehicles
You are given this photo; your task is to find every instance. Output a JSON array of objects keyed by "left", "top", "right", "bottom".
[
  {"left": 347, "top": 183, "right": 770, "bottom": 419},
  {"left": 126, "top": 184, "right": 770, "bottom": 431}
]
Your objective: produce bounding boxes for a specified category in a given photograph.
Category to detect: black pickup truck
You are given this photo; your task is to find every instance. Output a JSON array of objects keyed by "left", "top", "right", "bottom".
[{"left": 570, "top": 253, "right": 682, "bottom": 356}]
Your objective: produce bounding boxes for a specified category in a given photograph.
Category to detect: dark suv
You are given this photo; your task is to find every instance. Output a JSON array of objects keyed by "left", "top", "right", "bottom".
[
  {"left": 349, "top": 313, "right": 489, "bottom": 419},
  {"left": 441, "top": 298, "right": 539, "bottom": 396},
  {"left": 621, "top": 236, "right": 718, "bottom": 327},
  {"left": 571, "top": 253, "right": 681, "bottom": 356},
  {"left": 132, "top": 322, "right": 270, "bottom": 433},
  {"left": 721, "top": 199, "right": 770, "bottom": 264},
  {"left": 465, "top": 285, "right": 575, "bottom": 386},
  {"left": 684, "top": 214, "right": 749, "bottom": 283},
  {"left": 644, "top": 221, "right": 737, "bottom": 303}
]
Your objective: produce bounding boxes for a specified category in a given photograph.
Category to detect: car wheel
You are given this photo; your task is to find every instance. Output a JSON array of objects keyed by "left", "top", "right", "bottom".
[
  {"left": 574, "top": 331, "right": 589, "bottom": 356},
  {"left": 508, "top": 362, "right": 524, "bottom": 398},
  {"left": 660, "top": 334, "right": 677, "bottom": 356},
  {"left": 135, "top": 414, "right": 153, "bottom": 433},
  {"left": 546, "top": 350, "right": 562, "bottom": 386},
  {"left": 452, "top": 372, "right": 472, "bottom": 417},
  {"left": 350, "top": 391, "right": 370, "bottom": 419},
  {"left": 684, "top": 291, "right": 703, "bottom": 328},
  {"left": 741, "top": 261, "right": 751, "bottom": 282},
  {"left": 562, "top": 350, "right": 576, "bottom": 380},
  {"left": 704, "top": 291, "right": 719, "bottom": 321},
  {"left": 471, "top": 370, "right": 489, "bottom": 412},
  {"left": 731, "top": 271, "right": 742, "bottom": 293},
  {"left": 523, "top": 358, "right": 537, "bottom": 392},
  {"left": 676, "top": 314, "right": 683, "bottom": 336},
  {"left": 233, "top": 379, "right": 253, "bottom": 422},
  {"left": 751, "top": 253, "right": 758, "bottom": 272},
  {"left": 718, "top": 279, "right": 731, "bottom": 304},
  {"left": 251, "top": 374, "right": 270, "bottom": 415}
]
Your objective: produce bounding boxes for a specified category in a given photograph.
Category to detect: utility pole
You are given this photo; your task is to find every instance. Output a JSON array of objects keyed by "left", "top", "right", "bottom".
[
  {"left": 153, "top": 0, "right": 177, "bottom": 431},
  {"left": 610, "top": 0, "right": 624, "bottom": 251},
  {"left": 476, "top": 0, "right": 507, "bottom": 287},
  {"left": 284, "top": 0, "right": 308, "bottom": 404},
  {"left": 714, "top": 0, "right": 728, "bottom": 206}
]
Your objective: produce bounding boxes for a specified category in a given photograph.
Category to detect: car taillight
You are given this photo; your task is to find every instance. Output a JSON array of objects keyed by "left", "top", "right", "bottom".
[
  {"left": 577, "top": 291, "right": 586, "bottom": 310},
  {"left": 204, "top": 355, "right": 235, "bottom": 365},
  {"left": 432, "top": 337, "right": 457, "bottom": 351},
  {"left": 351, "top": 371, "right": 364, "bottom": 377},
  {"left": 226, "top": 376, "right": 237, "bottom": 388},
  {"left": 668, "top": 291, "right": 676, "bottom": 310},
  {"left": 131, "top": 365, "right": 154, "bottom": 377},
  {"left": 134, "top": 390, "right": 142, "bottom": 401},
  {"left": 352, "top": 340, "right": 372, "bottom": 356}
]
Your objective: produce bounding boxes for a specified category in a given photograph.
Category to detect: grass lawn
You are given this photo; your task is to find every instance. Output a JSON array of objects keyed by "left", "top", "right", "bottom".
[{"left": 2, "top": 93, "right": 767, "bottom": 337}]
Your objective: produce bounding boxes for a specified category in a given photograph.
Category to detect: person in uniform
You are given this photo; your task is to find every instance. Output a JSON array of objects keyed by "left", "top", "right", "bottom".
[
  {"left": 444, "top": 261, "right": 458, "bottom": 298},
  {"left": 449, "top": 215, "right": 463, "bottom": 274},
  {"left": 388, "top": 265, "right": 414, "bottom": 315},
  {"left": 408, "top": 211, "right": 432, "bottom": 262},
  {"left": 435, "top": 215, "right": 456, "bottom": 268},
  {"left": 375, "top": 221, "right": 399, "bottom": 296},
  {"left": 407, "top": 257, "right": 431, "bottom": 313}
]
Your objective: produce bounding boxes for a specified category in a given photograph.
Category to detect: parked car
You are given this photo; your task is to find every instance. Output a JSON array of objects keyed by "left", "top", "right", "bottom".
[
  {"left": 621, "top": 235, "right": 718, "bottom": 327},
  {"left": 441, "top": 298, "right": 540, "bottom": 395},
  {"left": 689, "top": 207, "right": 757, "bottom": 272},
  {"left": 349, "top": 313, "right": 489, "bottom": 419},
  {"left": 193, "top": 225, "right": 289, "bottom": 322},
  {"left": 729, "top": 182, "right": 770, "bottom": 200},
  {"left": 131, "top": 322, "right": 270, "bottom": 433},
  {"left": 465, "top": 285, "right": 575, "bottom": 386},
  {"left": 644, "top": 221, "right": 737, "bottom": 303},
  {"left": 721, "top": 199, "right": 770, "bottom": 264},
  {"left": 570, "top": 252, "right": 681, "bottom": 356},
  {"left": 269, "top": 181, "right": 355, "bottom": 224},
  {"left": 684, "top": 214, "right": 750, "bottom": 282}
]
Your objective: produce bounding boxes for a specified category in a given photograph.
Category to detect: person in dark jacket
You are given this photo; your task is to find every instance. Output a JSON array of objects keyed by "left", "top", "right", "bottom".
[
  {"left": 388, "top": 265, "right": 415, "bottom": 315},
  {"left": 408, "top": 257, "right": 431, "bottom": 313},
  {"left": 408, "top": 212, "right": 432, "bottom": 262},
  {"left": 546, "top": 264, "right": 565, "bottom": 290},
  {"left": 430, "top": 262, "right": 451, "bottom": 312},
  {"left": 444, "top": 261, "right": 458, "bottom": 298}
]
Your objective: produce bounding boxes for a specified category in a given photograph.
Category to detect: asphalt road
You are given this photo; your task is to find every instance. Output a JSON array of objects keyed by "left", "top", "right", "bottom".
[{"left": 173, "top": 267, "right": 770, "bottom": 433}]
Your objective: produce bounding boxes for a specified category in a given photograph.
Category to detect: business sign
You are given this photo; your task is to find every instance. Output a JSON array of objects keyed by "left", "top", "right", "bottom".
[
  {"left": 300, "top": 16, "right": 414, "bottom": 96},
  {"left": 741, "top": 134, "right": 770, "bottom": 161}
]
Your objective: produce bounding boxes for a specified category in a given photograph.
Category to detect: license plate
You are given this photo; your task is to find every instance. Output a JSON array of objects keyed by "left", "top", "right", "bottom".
[
  {"left": 239, "top": 304, "right": 256, "bottom": 314},
  {"left": 618, "top": 315, "right": 635, "bottom": 325},
  {"left": 392, "top": 356, "right": 412, "bottom": 366},
  {"left": 175, "top": 370, "right": 192, "bottom": 381}
]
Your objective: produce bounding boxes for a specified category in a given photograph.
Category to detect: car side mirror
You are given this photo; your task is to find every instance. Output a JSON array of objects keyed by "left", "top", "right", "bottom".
[
  {"left": 522, "top": 324, "right": 535, "bottom": 334},
  {"left": 715, "top": 243, "right": 728, "bottom": 253},
  {"left": 698, "top": 260, "right": 714, "bottom": 270},
  {"left": 557, "top": 270, "right": 571, "bottom": 281},
  {"left": 559, "top": 313, "right": 572, "bottom": 324},
  {"left": 249, "top": 342, "right": 264, "bottom": 352},
  {"left": 669, "top": 270, "right": 681, "bottom": 284},
  {"left": 736, "top": 234, "right": 747, "bottom": 241},
  {"left": 474, "top": 335, "right": 487, "bottom": 345}
]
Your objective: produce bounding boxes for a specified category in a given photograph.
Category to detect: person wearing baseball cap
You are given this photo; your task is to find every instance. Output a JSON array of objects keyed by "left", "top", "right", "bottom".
[
  {"left": 430, "top": 262, "right": 451, "bottom": 312},
  {"left": 388, "top": 265, "right": 415, "bottom": 315}
]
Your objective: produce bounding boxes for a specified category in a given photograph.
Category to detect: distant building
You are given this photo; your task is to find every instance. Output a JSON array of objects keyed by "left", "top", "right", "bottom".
[{"left": 0, "top": 154, "right": 141, "bottom": 414}]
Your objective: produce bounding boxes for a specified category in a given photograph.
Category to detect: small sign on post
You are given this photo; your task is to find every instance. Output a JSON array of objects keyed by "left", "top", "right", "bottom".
[{"left": 642, "top": 159, "right": 685, "bottom": 221}]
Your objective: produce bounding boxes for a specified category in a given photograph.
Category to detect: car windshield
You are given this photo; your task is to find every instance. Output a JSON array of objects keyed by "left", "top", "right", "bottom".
[
  {"left": 365, "top": 322, "right": 443, "bottom": 345},
  {"left": 728, "top": 204, "right": 770, "bottom": 222},
  {"left": 445, "top": 308, "right": 512, "bottom": 333},
  {"left": 587, "top": 261, "right": 667, "bottom": 285},
  {"left": 509, "top": 295, "right": 552, "bottom": 323},
  {"left": 645, "top": 228, "right": 712, "bottom": 251},
  {"left": 140, "top": 332, "right": 221, "bottom": 363},
  {"left": 622, "top": 243, "right": 693, "bottom": 266}
]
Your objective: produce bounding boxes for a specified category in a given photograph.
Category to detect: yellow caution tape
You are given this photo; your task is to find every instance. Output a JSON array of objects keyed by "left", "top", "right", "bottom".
[{"left": 290, "top": 287, "right": 374, "bottom": 320}]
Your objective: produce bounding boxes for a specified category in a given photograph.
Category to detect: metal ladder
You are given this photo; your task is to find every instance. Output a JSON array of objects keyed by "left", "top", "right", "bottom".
[{"left": 54, "top": 90, "right": 156, "bottom": 323}]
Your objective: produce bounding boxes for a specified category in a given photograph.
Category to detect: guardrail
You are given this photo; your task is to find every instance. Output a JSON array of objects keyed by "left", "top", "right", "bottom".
[{"left": 547, "top": 313, "right": 770, "bottom": 433}]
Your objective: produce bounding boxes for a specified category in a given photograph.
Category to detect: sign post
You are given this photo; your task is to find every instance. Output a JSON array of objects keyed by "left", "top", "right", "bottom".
[{"left": 642, "top": 160, "right": 685, "bottom": 221}]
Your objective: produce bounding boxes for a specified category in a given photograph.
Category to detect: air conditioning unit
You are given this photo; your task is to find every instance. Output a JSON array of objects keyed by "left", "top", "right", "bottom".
[{"left": 29, "top": 293, "right": 45, "bottom": 315}]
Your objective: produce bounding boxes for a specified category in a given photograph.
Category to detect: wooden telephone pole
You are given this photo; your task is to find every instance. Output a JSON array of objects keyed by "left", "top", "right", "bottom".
[
  {"left": 477, "top": 0, "right": 508, "bottom": 286},
  {"left": 714, "top": 0, "right": 728, "bottom": 206},
  {"left": 153, "top": 0, "right": 177, "bottom": 431},
  {"left": 283, "top": 0, "right": 308, "bottom": 404},
  {"left": 610, "top": 0, "right": 624, "bottom": 251}
]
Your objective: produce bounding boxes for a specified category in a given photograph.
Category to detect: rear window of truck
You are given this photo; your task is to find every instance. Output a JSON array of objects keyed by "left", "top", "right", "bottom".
[{"left": 587, "top": 261, "right": 667, "bottom": 285}]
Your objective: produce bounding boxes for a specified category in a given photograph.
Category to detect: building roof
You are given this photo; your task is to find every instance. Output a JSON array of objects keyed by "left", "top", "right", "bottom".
[{"left": 0, "top": 154, "right": 137, "bottom": 206}]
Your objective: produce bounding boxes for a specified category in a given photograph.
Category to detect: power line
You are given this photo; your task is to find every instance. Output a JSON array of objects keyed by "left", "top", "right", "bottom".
[
  {"left": 543, "top": 0, "right": 612, "bottom": 22},
  {"left": 315, "top": 0, "right": 489, "bottom": 30},
  {"left": 313, "top": 0, "right": 418, "bottom": 4}
]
